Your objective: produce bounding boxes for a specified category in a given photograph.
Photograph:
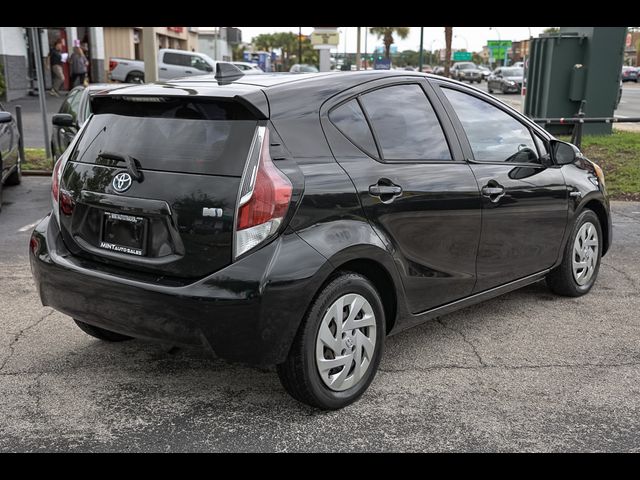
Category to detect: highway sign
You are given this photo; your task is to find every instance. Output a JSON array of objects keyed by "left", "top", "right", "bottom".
[{"left": 453, "top": 51, "right": 472, "bottom": 61}]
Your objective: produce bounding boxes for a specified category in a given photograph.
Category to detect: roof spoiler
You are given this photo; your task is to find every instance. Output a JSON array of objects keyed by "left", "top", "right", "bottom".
[{"left": 215, "top": 63, "right": 245, "bottom": 84}]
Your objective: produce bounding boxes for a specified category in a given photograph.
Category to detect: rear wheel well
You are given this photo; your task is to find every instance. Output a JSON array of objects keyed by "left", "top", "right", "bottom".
[
  {"left": 330, "top": 259, "right": 398, "bottom": 334},
  {"left": 582, "top": 200, "right": 609, "bottom": 255}
]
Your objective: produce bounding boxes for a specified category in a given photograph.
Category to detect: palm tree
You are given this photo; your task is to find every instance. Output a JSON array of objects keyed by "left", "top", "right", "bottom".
[
  {"left": 369, "top": 27, "right": 410, "bottom": 60},
  {"left": 444, "top": 27, "right": 453, "bottom": 77}
]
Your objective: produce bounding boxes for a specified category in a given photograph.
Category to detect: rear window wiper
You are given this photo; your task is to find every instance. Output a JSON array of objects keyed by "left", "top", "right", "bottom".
[{"left": 98, "top": 152, "right": 144, "bottom": 182}]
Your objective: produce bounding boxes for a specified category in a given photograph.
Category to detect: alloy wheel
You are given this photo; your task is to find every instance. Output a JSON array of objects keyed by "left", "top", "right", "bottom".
[
  {"left": 315, "top": 293, "right": 377, "bottom": 392},
  {"left": 572, "top": 221, "right": 599, "bottom": 285}
]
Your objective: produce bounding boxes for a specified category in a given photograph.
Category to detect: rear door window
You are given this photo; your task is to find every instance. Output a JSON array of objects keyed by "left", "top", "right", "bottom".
[
  {"left": 163, "top": 52, "right": 189, "bottom": 66},
  {"left": 359, "top": 84, "right": 451, "bottom": 161},
  {"left": 71, "top": 98, "right": 258, "bottom": 177},
  {"left": 329, "top": 99, "right": 378, "bottom": 158}
]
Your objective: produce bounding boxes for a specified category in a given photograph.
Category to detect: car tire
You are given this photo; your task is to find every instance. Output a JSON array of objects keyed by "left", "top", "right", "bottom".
[
  {"left": 277, "top": 272, "right": 386, "bottom": 410},
  {"left": 5, "top": 153, "right": 22, "bottom": 186},
  {"left": 546, "top": 209, "right": 603, "bottom": 297},
  {"left": 488, "top": 84, "right": 494, "bottom": 93},
  {"left": 126, "top": 71, "right": 145, "bottom": 84},
  {"left": 74, "top": 319, "right": 134, "bottom": 342}
]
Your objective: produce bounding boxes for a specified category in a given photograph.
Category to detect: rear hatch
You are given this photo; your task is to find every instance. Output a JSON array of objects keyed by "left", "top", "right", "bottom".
[{"left": 57, "top": 94, "right": 261, "bottom": 281}]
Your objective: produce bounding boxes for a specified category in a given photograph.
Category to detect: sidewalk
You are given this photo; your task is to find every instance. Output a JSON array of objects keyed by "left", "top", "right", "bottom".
[{"left": 4, "top": 93, "right": 66, "bottom": 148}]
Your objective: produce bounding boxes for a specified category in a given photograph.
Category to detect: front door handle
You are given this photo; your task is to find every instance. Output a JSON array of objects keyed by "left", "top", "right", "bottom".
[
  {"left": 185, "top": 70, "right": 193, "bottom": 74},
  {"left": 369, "top": 185, "right": 402, "bottom": 196},
  {"left": 481, "top": 183, "right": 505, "bottom": 203},
  {"left": 481, "top": 186, "right": 504, "bottom": 196},
  {"left": 369, "top": 180, "right": 403, "bottom": 203},
  {"left": 160, "top": 67, "right": 168, "bottom": 71}
]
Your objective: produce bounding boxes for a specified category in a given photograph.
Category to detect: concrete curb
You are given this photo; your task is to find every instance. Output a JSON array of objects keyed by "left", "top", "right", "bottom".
[{"left": 23, "top": 170, "right": 52, "bottom": 177}]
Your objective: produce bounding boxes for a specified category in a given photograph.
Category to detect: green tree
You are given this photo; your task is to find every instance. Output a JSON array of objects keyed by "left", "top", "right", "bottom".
[
  {"left": 369, "top": 27, "right": 410, "bottom": 60},
  {"left": 543, "top": 27, "right": 560, "bottom": 34},
  {"left": 252, "top": 33, "right": 276, "bottom": 52},
  {"left": 444, "top": 27, "right": 453, "bottom": 77}
]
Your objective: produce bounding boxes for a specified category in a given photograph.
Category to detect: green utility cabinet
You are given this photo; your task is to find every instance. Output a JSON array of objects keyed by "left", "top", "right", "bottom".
[{"left": 524, "top": 27, "right": 626, "bottom": 135}]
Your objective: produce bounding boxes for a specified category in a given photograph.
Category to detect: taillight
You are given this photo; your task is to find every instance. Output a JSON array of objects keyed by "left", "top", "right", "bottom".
[
  {"left": 51, "top": 158, "right": 74, "bottom": 216},
  {"left": 109, "top": 59, "right": 118, "bottom": 71},
  {"left": 52, "top": 157, "right": 63, "bottom": 212},
  {"left": 234, "top": 127, "right": 292, "bottom": 258}
]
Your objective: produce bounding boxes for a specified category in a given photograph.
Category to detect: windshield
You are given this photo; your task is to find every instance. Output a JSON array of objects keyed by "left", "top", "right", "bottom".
[
  {"left": 300, "top": 65, "right": 319, "bottom": 72},
  {"left": 502, "top": 67, "right": 524, "bottom": 77},
  {"left": 459, "top": 63, "right": 477, "bottom": 70}
]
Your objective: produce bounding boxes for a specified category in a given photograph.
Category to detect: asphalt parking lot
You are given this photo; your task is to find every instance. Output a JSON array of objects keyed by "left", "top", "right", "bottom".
[{"left": 1, "top": 177, "right": 639, "bottom": 452}]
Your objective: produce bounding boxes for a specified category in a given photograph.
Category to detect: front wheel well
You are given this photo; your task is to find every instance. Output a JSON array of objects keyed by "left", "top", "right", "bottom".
[
  {"left": 582, "top": 199, "right": 610, "bottom": 255},
  {"left": 329, "top": 259, "right": 398, "bottom": 334}
]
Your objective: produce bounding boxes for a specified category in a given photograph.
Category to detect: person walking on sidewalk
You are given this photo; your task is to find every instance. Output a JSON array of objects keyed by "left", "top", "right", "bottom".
[
  {"left": 49, "top": 39, "right": 65, "bottom": 96},
  {"left": 70, "top": 46, "right": 88, "bottom": 87}
]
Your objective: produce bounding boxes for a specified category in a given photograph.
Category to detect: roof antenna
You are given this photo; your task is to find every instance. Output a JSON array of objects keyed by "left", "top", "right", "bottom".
[{"left": 215, "top": 63, "right": 245, "bottom": 84}]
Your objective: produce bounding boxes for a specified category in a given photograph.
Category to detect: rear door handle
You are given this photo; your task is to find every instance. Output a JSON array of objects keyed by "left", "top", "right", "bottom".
[
  {"left": 185, "top": 70, "right": 192, "bottom": 74},
  {"left": 160, "top": 67, "right": 168, "bottom": 71}
]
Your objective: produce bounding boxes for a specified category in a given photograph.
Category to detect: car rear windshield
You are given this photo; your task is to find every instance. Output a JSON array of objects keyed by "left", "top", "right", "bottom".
[
  {"left": 70, "top": 97, "right": 258, "bottom": 177},
  {"left": 502, "top": 68, "right": 523, "bottom": 76}
]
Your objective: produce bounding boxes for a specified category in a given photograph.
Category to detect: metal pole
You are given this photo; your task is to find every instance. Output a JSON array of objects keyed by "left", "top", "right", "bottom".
[
  {"left": 15, "top": 105, "right": 26, "bottom": 167},
  {"left": 356, "top": 27, "right": 361, "bottom": 70},
  {"left": 419, "top": 27, "right": 424, "bottom": 71},
  {"left": 364, "top": 27, "right": 368, "bottom": 69},
  {"left": 30, "top": 28, "right": 51, "bottom": 161},
  {"left": 298, "top": 27, "right": 302, "bottom": 64},
  {"left": 142, "top": 27, "right": 158, "bottom": 82},
  {"left": 344, "top": 27, "right": 348, "bottom": 67}
]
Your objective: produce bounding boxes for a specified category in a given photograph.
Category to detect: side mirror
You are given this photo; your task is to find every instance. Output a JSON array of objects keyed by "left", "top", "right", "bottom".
[
  {"left": 52, "top": 113, "right": 74, "bottom": 127},
  {"left": 0, "top": 111, "right": 12, "bottom": 124},
  {"left": 552, "top": 140, "right": 579, "bottom": 165}
]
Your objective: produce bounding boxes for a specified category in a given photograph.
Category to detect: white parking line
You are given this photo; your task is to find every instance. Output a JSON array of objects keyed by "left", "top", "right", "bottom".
[{"left": 18, "top": 221, "right": 40, "bottom": 233}]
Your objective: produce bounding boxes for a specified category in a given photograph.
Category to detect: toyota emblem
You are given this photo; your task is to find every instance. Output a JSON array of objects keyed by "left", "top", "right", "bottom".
[{"left": 112, "top": 172, "right": 133, "bottom": 193}]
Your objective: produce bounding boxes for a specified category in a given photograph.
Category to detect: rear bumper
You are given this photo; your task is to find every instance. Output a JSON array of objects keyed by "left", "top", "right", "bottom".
[{"left": 30, "top": 215, "right": 331, "bottom": 366}]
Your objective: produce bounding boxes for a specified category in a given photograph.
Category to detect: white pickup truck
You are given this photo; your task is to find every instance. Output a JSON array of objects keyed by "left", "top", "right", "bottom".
[{"left": 108, "top": 48, "right": 240, "bottom": 83}]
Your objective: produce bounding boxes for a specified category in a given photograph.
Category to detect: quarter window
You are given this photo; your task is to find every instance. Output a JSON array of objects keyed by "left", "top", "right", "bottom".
[
  {"left": 359, "top": 84, "right": 451, "bottom": 161},
  {"left": 443, "top": 88, "right": 539, "bottom": 163},
  {"left": 329, "top": 99, "right": 378, "bottom": 157}
]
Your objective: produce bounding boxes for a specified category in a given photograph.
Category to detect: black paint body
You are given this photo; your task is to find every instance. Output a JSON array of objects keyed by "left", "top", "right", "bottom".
[{"left": 30, "top": 71, "right": 612, "bottom": 366}]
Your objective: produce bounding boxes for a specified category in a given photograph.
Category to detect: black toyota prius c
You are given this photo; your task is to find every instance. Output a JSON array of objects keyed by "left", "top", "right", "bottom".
[{"left": 30, "top": 68, "right": 611, "bottom": 409}]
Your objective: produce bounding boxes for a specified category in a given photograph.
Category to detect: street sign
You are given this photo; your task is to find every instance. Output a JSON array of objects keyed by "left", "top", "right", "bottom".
[
  {"left": 373, "top": 58, "right": 391, "bottom": 70},
  {"left": 453, "top": 51, "right": 472, "bottom": 61},
  {"left": 487, "top": 40, "right": 512, "bottom": 60}
]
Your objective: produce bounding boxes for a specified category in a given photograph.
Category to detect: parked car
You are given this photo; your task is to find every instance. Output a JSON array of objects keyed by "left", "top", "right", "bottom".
[
  {"left": 487, "top": 66, "right": 524, "bottom": 94},
  {"left": 51, "top": 83, "right": 132, "bottom": 160},
  {"left": 616, "top": 79, "right": 623, "bottom": 109},
  {"left": 512, "top": 61, "right": 524, "bottom": 68},
  {"left": 621, "top": 66, "right": 638, "bottom": 83},
  {"left": 0, "top": 104, "right": 21, "bottom": 210},
  {"left": 290, "top": 64, "right": 319, "bottom": 73},
  {"left": 478, "top": 65, "right": 491, "bottom": 80},
  {"left": 421, "top": 65, "right": 433, "bottom": 74},
  {"left": 432, "top": 66, "right": 446, "bottom": 76},
  {"left": 232, "top": 62, "right": 265, "bottom": 74},
  {"left": 31, "top": 70, "right": 611, "bottom": 410},
  {"left": 108, "top": 48, "right": 242, "bottom": 83}
]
